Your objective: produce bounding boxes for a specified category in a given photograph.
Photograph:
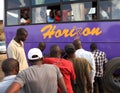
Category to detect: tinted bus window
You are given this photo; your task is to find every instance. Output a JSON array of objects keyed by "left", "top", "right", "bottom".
[
  {"left": 47, "top": 5, "right": 60, "bottom": 23},
  {"left": 32, "top": 0, "right": 60, "bottom": 5},
  {"left": 7, "top": 0, "right": 30, "bottom": 9},
  {"left": 62, "top": 2, "right": 96, "bottom": 21},
  {"left": 99, "top": 0, "right": 120, "bottom": 20},
  {"left": 7, "top": 10, "right": 20, "bottom": 25},
  {"left": 20, "top": 8, "right": 31, "bottom": 25},
  {"left": 32, "top": 7, "right": 47, "bottom": 23}
]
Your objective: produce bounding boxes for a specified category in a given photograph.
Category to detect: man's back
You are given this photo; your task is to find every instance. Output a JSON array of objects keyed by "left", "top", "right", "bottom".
[
  {"left": 14, "top": 64, "right": 62, "bottom": 93},
  {"left": 44, "top": 58, "right": 76, "bottom": 93},
  {"left": 75, "top": 48, "right": 95, "bottom": 83},
  {"left": 92, "top": 49, "right": 107, "bottom": 77}
]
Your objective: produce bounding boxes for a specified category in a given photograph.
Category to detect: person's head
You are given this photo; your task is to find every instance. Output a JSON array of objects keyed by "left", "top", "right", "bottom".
[
  {"left": 2, "top": 58, "right": 19, "bottom": 76},
  {"left": 90, "top": 43, "right": 97, "bottom": 52},
  {"left": 50, "top": 44, "right": 61, "bottom": 58},
  {"left": 28, "top": 48, "right": 43, "bottom": 65},
  {"left": 49, "top": 10, "right": 54, "bottom": 19},
  {"left": 38, "top": 42, "right": 46, "bottom": 52},
  {"left": 64, "top": 43, "right": 76, "bottom": 59},
  {"left": 55, "top": 10, "right": 60, "bottom": 16},
  {"left": 72, "top": 39, "right": 82, "bottom": 50},
  {"left": 16, "top": 28, "right": 28, "bottom": 42}
]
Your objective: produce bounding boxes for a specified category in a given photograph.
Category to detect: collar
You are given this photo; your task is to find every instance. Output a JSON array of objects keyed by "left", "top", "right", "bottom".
[
  {"left": 3, "top": 75, "right": 16, "bottom": 81},
  {"left": 12, "top": 39, "right": 23, "bottom": 47}
]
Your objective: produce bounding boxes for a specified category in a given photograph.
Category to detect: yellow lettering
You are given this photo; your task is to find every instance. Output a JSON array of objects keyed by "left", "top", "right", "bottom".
[
  {"left": 62, "top": 29, "right": 69, "bottom": 37},
  {"left": 40, "top": 25, "right": 102, "bottom": 39},
  {"left": 40, "top": 25, "right": 55, "bottom": 39},
  {"left": 82, "top": 27, "right": 91, "bottom": 36},
  {"left": 91, "top": 28, "right": 102, "bottom": 36},
  {"left": 55, "top": 29, "right": 62, "bottom": 38},
  {"left": 69, "top": 28, "right": 77, "bottom": 37}
]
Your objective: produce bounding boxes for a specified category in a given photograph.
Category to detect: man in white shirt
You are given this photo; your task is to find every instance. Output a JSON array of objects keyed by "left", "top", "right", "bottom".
[
  {"left": 73, "top": 39, "right": 96, "bottom": 84},
  {"left": 0, "top": 58, "right": 24, "bottom": 93},
  {"left": 7, "top": 28, "right": 28, "bottom": 71}
]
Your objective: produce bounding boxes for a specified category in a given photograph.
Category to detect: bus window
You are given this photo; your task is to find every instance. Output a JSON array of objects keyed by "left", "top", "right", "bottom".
[
  {"left": 99, "top": 1, "right": 111, "bottom": 20},
  {"left": 62, "top": 2, "right": 95, "bottom": 22},
  {"left": 7, "top": 0, "right": 30, "bottom": 9},
  {"left": 32, "top": 7, "right": 47, "bottom": 23},
  {"left": 20, "top": 8, "right": 30, "bottom": 25},
  {"left": 63, "top": 0, "right": 78, "bottom": 1},
  {"left": 46, "top": 5, "right": 60, "bottom": 23},
  {"left": 111, "top": 0, "right": 120, "bottom": 19},
  {"left": 7, "top": 10, "right": 20, "bottom": 25},
  {"left": 32, "top": 0, "right": 60, "bottom": 5},
  {"left": 47, "top": 10, "right": 55, "bottom": 22}
]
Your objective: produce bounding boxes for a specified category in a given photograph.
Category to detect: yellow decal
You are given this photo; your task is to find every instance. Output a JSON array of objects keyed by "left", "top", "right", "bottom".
[{"left": 40, "top": 24, "right": 102, "bottom": 39}]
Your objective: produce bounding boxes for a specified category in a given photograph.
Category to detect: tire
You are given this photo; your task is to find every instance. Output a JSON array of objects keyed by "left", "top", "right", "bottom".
[{"left": 103, "top": 57, "right": 120, "bottom": 93}]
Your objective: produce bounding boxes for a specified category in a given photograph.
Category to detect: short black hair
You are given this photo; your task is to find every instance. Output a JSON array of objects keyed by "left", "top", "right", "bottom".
[
  {"left": 2, "top": 58, "right": 19, "bottom": 74},
  {"left": 16, "top": 28, "right": 28, "bottom": 36},
  {"left": 90, "top": 43, "right": 97, "bottom": 52},
  {"left": 64, "top": 43, "right": 75, "bottom": 55}
]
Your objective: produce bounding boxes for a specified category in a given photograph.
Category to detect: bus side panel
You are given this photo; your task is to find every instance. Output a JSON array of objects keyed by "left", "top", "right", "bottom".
[{"left": 4, "top": 21, "right": 120, "bottom": 59}]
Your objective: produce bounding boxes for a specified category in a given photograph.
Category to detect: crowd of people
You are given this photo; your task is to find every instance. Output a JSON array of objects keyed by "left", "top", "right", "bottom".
[{"left": 0, "top": 28, "right": 108, "bottom": 93}]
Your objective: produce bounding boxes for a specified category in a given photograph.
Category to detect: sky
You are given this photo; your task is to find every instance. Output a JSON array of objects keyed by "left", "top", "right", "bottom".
[{"left": 0, "top": 0, "right": 4, "bottom": 20}]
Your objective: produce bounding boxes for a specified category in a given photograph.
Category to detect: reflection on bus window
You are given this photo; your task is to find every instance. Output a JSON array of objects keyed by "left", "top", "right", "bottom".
[
  {"left": 7, "top": 10, "right": 20, "bottom": 25},
  {"left": 32, "top": 7, "right": 47, "bottom": 23},
  {"left": 111, "top": 0, "right": 120, "bottom": 19},
  {"left": 62, "top": 2, "right": 94, "bottom": 22},
  {"left": 32, "top": 0, "right": 60, "bottom": 5},
  {"left": 20, "top": 8, "right": 30, "bottom": 25},
  {"left": 7, "top": 0, "right": 30, "bottom": 9},
  {"left": 63, "top": 0, "right": 78, "bottom": 1},
  {"left": 99, "top": 1, "right": 111, "bottom": 20}
]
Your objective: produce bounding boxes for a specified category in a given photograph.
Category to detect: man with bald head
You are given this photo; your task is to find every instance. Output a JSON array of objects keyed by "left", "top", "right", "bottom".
[
  {"left": 7, "top": 28, "right": 28, "bottom": 71},
  {"left": 0, "top": 58, "right": 24, "bottom": 93},
  {"left": 43, "top": 44, "right": 76, "bottom": 93},
  {"left": 38, "top": 42, "right": 46, "bottom": 52},
  {"left": 73, "top": 39, "right": 95, "bottom": 84}
]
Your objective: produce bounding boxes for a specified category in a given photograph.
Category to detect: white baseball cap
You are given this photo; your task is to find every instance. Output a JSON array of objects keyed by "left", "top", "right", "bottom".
[{"left": 28, "top": 48, "right": 43, "bottom": 60}]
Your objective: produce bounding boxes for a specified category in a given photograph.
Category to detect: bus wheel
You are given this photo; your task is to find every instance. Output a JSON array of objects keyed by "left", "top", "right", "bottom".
[{"left": 103, "top": 57, "right": 120, "bottom": 93}]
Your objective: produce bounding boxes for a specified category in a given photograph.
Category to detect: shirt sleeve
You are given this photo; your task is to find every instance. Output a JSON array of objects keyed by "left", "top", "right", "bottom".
[
  {"left": 54, "top": 65, "right": 63, "bottom": 80},
  {"left": 14, "top": 71, "right": 26, "bottom": 87},
  {"left": 102, "top": 52, "right": 108, "bottom": 64}
]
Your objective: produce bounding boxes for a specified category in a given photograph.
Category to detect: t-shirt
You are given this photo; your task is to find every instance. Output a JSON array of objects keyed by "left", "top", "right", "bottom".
[
  {"left": 14, "top": 64, "right": 62, "bottom": 93},
  {"left": 44, "top": 58, "right": 76, "bottom": 93},
  {"left": 0, "top": 75, "right": 24, "bottom": 93}
]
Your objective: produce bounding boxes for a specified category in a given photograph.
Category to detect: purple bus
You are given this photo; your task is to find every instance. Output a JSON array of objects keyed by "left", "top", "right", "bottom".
[{"left": 4, "top": 0, "right": 120, "bottom": 93}]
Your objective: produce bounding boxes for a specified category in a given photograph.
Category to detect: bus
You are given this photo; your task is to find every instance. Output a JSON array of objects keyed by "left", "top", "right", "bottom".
[{"left": 4, "top": 0, "right": 120, "bottom": 92}]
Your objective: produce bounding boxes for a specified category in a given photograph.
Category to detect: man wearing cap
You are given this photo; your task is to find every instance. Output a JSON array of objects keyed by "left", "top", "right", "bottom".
[{"left": 5, "top": 48, "right": 67, "bottom": 93}]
